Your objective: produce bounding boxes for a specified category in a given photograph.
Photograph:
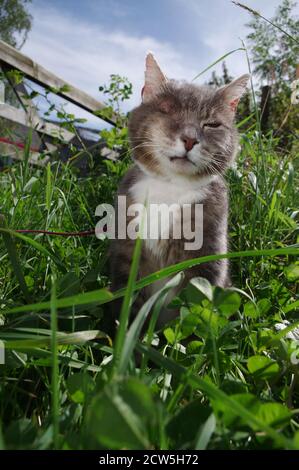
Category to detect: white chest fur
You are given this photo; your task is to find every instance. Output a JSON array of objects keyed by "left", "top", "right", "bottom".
[
  {"left": 130, "top": 174, "right": 214, "bottom": 207},
  {"left": 129, "top": 173, "right": 215, "bottom": 260}
]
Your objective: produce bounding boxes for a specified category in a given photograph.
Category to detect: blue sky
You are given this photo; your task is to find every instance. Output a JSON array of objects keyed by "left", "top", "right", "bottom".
[{"left": 22, "top": 0, "right": 298, "bottom": 125}]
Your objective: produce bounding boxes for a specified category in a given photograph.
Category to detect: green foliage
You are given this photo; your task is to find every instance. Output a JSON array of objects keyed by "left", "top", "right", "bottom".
[
  {"left": 98, "top": 74, "right": 132, "bottom": 158},
  {"left": 245, "top": 0, "right": 299, "bottom": 145},
  {"left": 208, "top": 61, "right": 233, "bottom": 87},
  {"left": 210, "top": 1, "right": 299, "bottom": 145},
  {"left": 0, "top": 33, "right": 298, "bottom": 451},
  {"left": 245, "top": 0, "right": 299, "bottom": 86},
  {"left": 84, "top": 378, "right": 157, "bottom": 449},
  {"left": 0, "top": 125, "right": 298, "bottom": 449},
  {"left": 0, "top": 0, "right": 32, "bottom": 48}
]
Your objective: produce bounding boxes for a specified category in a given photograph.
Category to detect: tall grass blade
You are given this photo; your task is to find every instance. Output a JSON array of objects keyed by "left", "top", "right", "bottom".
[
  {"left": 192, "top": 48, "right": 245, "bottom": 81},
  {"left": 22, "top": 128, "right": 32, "bottom": 189},
  {"left": 119, "top": 272, "right": 183, "bottom": 375},
  {"left": 133, "top": 246, "right": 298, "bottom": 292},
  {"left": 195, "top": 413, "right": 216, "bottom": 450},
  {"left": 0, "top": 227, "right": 66, "bottom": 271},
  {"left": 46, "top": 162, "right": 52, "bottom": 212},
  {"left": 232, "top": 2, "right": 299, "bottom": 45},
  {"left": 3, "top": 287, "right": 113, "bottom": 315},
  {"left": 3, "top": 246, "right": 298, "bottom": 316},
  {"left": 50, "top": 275, "right": 59, "bottom": 449},
  {"left": 3, "top": 330, "right": 108, "bottom": 349},
  {"left": 0, "top": 422, "right": 5, "bottom": 450},
  {"left": 0, "top": 215, "right": 31, "bottom": 303},
  {"left": 111, "top": 235, "right": 143, "bottom": 378}
]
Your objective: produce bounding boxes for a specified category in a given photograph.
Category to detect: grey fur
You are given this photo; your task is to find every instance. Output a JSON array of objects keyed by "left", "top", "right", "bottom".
[{"left": 110, "top": 70, "right": 249, "bottom": 323}]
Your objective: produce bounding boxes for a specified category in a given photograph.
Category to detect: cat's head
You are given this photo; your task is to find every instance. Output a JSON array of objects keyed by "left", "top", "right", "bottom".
[{"left": 129, "top": 53, "right": 249, "bottom": 180}]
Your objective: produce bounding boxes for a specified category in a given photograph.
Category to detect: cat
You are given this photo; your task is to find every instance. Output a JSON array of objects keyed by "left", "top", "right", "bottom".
[{"left": 110, "top": 53, "right": 249, "bottom": 326}]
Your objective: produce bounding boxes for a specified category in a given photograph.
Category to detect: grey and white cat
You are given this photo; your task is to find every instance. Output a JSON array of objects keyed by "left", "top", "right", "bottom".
[{"left": 110, "top": 53, "right": 249, "bottom": 322}]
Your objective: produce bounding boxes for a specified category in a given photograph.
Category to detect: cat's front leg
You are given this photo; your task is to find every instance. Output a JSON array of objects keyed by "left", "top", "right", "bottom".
[{"left": 165, "top": 238, "right": 230, "bottom": 289}]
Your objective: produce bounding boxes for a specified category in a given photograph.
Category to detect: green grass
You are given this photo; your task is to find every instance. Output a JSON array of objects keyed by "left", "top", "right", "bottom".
[{"left": 0, "top": 107, "right": 298, "bottom": 450}]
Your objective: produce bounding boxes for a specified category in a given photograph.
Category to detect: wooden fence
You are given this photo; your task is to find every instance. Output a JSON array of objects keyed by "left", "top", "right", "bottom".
[{"left": 0, "top": 40, "right": 117, "bottom": 165}]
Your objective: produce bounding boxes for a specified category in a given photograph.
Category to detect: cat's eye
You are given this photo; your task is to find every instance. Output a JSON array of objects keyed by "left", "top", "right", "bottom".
[{"left": 203, "top": 122, "right": 222, "bottom": 128}]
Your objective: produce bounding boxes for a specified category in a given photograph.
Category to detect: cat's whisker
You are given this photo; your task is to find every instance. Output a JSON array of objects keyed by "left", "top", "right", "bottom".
[
  {"left": 130, "top": 142, "right": 162, "bottom": 153},
  {"left": 208, "top": 161, "right": 226, "bottom": 177},
  {"left": 130, "top": 135, "right": 156, "bottom": 141},
  {"left": 202, "top": 151, "right": 227, "bottom": 166}
]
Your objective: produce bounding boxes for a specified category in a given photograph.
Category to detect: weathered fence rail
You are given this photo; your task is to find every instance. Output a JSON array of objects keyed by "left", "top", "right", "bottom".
[
  {"left": 0, "top": 40, "right": 116, "bottom": 124},
  {"left": 0, "top": 39, "right": 117, "bottom": 165}
]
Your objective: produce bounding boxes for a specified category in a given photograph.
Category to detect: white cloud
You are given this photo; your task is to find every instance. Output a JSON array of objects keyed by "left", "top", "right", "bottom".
[
  {"left": 175, "top": 0, "right": 289, "bottom": 79},
  {"left": 23, "top": 1, "right": 297, "bottom": 128},
  {"left": 22, "top": 5, "right": 197, "bottom": 126}
]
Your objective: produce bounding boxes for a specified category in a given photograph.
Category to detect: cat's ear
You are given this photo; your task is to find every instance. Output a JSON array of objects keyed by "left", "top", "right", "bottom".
[
  {"left": 142, "top": 53, "right": 167, "bottom": 103},
  {"left": 218, "top": 74, "right": 250, "bottom": 112}
]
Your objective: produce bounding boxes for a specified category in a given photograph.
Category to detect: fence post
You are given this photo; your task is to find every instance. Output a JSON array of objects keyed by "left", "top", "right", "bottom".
[{"left": 260, "top": 85, "right": 271, "bottom": 133}]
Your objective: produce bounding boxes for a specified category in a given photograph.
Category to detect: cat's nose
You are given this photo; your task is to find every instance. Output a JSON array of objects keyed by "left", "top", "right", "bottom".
[{"left": 181, "top": 136, "right": 198, "bottom": 152}]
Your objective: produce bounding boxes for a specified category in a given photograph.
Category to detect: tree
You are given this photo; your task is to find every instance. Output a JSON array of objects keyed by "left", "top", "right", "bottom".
[
  {"left": 246, "top": 0, "right": 298, "bottom": 90},
  {"left": 245, "top": 0, "right": 299, "bottom": 144},
  {"left": 0, "top": 0, "right": 32, "bottom": 49},
  {"left": 208, "top": 61, "right": 233, "bottom": 87}
]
